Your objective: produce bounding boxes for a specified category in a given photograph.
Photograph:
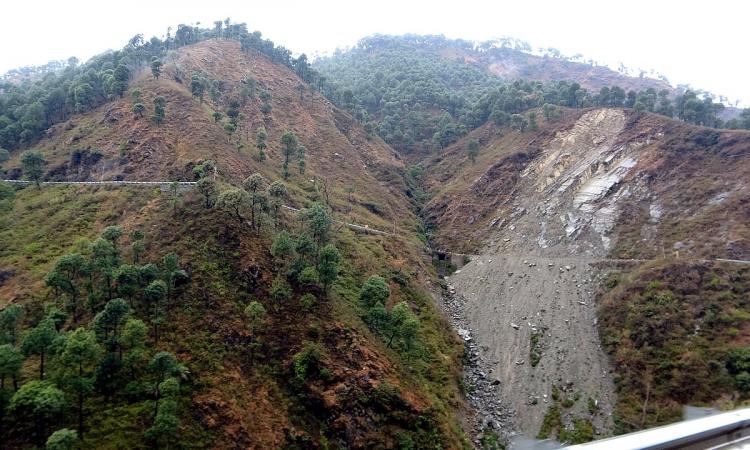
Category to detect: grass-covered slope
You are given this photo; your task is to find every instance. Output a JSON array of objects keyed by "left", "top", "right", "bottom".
[{"left": 599, "top": 261, "right": 750, "bottom": 432}]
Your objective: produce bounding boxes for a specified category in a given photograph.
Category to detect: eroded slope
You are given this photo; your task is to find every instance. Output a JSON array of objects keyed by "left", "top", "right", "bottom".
[{"left": 429, "top": 109, "right": 750, "bottom": 440}]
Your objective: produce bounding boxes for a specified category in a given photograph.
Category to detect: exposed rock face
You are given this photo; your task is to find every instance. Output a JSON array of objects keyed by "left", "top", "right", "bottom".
[{"left": 489, "top": 108, "right": 655, "bottom": 257}]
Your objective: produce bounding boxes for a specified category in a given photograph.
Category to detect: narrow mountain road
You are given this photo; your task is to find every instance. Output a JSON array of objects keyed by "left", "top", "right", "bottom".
[{"left": 2, "top": 179, "right": 396, "bottom": 236}]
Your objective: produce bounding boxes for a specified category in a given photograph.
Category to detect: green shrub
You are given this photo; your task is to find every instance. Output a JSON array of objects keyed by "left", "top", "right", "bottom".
[
  {"left": 299, "top": 293, "right": 316, "bottom": 312},
  {"left": 537, "top": 404, "right": 562, "bottom": 439},
  {"left": 292, "top": 342, "right": 326, "bottom": 382}
]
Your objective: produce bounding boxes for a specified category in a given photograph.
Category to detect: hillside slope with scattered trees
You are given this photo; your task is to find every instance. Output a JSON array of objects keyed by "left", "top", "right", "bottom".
[
  {"left": 314, "top": 35, "right": 750, "bottom": 158},
  {"left": 0, "top": 30, "right": 469, "bottom": 449}
]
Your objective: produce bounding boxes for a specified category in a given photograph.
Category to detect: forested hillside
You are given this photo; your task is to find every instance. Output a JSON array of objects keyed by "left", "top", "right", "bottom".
[
  {"left": 315, "top": 35, "right": 750, "bottom": 156},
  {"left": 0, "top": 26, "right": 469, "bottom": 449}
]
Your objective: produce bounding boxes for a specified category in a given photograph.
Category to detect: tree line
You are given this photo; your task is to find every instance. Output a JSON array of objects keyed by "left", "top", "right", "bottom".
[{"left": 315, "top": 34, "right": 750, "bottom": 154}]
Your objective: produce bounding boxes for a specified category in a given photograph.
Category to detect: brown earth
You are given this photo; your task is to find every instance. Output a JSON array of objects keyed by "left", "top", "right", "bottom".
[{"left": 424, "top": 107, "right": 750, "bottom": 439}]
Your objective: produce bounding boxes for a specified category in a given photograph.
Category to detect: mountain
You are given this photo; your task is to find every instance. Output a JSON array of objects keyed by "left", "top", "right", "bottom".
[
  {"left": 422, "top": 106, "right": 750, "bottom": 436},
  {"left": 2, "top": 22, "right": 750, "bottom": 450},
  {"left": 314, "top": 35, "right": 749, "bottom": 157},
  {"left": 0, "top": 34, "right": 468, "bottom": 449}
]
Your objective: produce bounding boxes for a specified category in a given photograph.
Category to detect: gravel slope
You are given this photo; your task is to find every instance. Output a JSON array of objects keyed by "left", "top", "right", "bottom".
[{"left": 448, "top": 255, "right": 615, "bottom": 437}]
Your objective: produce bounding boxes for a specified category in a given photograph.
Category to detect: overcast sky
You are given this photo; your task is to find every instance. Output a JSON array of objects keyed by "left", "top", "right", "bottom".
[{"left": 2, "top": 0, "right": 748, "bottom": 105}]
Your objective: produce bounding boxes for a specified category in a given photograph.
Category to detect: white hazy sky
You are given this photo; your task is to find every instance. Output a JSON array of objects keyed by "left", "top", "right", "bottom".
[{"left": 2, "top": 0, "right": 748, "bottom": 105}]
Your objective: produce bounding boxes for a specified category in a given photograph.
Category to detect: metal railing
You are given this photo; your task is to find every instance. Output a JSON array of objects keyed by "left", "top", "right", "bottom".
[{"left": 567, "top": 408, "right": 750, "bottom": 450}]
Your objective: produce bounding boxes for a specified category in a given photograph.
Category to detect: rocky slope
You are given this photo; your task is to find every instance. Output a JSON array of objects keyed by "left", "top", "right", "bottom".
[
  {"left": 423, "top": 108, "right": 750, "bottom": 439},
  {"left": 449, "top": 256, "right": 615, "bottom": 438}
]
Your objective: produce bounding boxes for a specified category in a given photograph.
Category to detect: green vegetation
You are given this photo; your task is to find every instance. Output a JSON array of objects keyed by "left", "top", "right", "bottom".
[
  {"left": 0, "top": 221, "right": 190, "bottom": 446},
  {"left": 537, "top": 404, "right": 562, "bottom": 439},
  {"left": 21, "top": 151, "right": 46, "bottom": 188},
  {"left": 599, "top": 261, "right": 750, "bottom": 433},
  {"left": 480, "top": 428, "right": 506, "bottom": 449},
  {"left": 530, "top": 329, "right": 544, "bottom": 367},
  {"left": 537, "top": 384, "right": 595, "bottom": 444},
  {"left": 559, "top": 418, "right": 595, "bottom": 444},
  {"left": 315, "top": 34, "right": 747, "bottom": 156}
]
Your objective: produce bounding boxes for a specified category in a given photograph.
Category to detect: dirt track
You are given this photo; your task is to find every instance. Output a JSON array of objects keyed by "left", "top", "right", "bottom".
[{"left": 448, "top": 255, "right": 615, "bottom": 437}]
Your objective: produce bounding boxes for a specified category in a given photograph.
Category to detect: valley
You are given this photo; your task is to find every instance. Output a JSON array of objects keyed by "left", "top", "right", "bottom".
[{"left": 0, "top": 20, "right": 749, "bottom": 450}]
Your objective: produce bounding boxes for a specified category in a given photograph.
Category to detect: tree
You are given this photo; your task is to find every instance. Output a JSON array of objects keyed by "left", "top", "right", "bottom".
[
  {"left": 364, "top": 302, "right": 389, "bottom": 335},
  {"left": 384, "top": 302, "right": 420, "bottom": 350},
  {"left": 145, "top": 398, "right": 179, "bottom": 448},
  {"left": 302, "top": 203, "right": 332, "bottom": 251},
  {"left": 255, "top": 127, "right": 268, "bottom": 162},
  {"left": 152, "top": 96, "right": 166, "bottom": 124},
  {"left": 60, "top": 327, "right": 101, "bottom": 438},
  {"left": 297, "top": 266, "right": 319, "bottom": 287},
  {"left": 271, "top": 231, "right": 296, "bottom": 265},
  {"left": 121, "top": 318, "right": 148, "bottom": 381},
  {"left": 93, "top": 298, "right": 130, "bottom": 354},
  {"left": 46, "top": 428, "right": 77, "bottom": 450},
  {"left": 281, "top": 132, "right": 298, "bottom": 179},
  {"left": 150, "top": 58, "right": 162, "bottom": 80},
  {"left": 270, "top": 276, "right": 292, "bottom": 307},
  {"left": 244, "top": 301, "right": 267, "bottom": 336},
  {"left": 10, "top": 380, "right": 68, "bottom": 446},
  {"left": 243, "top": 173, "right": 267, "bottom": 230},
  {"left": 162, "top": 252, "right": 187, "bottom": 300},
  {"left": 217, "top": 187, "right": 250, "bottom": 223},
  {"left": 190, "top": 73, "right": 206, "bottom": 102},
  {"left": 132, "top": 103, "right": 146, "bottom": 118},
  {"left": 193, "top": 159, "right": 215, "bottom": 180},
  {"left": 212, "top": 111, "right": 223, "bottom": 123},
  {"left": 360, "top": 276, "right": 390, "bottom": 308},
  {"left": 299, "top": 294, "right": 315, "bottom": 312},
  {"left": 0, "top": 181, "right": 14, "bottom": 203},
  {"left": 0, "top": 148, "right": 10, "bottom": 168},
  {"left": 148, "top": 352, "right": 186, "bottom": 419},
  {"left": 91, "top": 237, "right": 118, "bottom": 302},
  {"left": 21, "top": 318, "right": 58, "bottom": 380},
  {"left": 542, "top": 103, "right": 560, "bottom": 122},
  {"left": 467, "top": 139, "right": 479, "bottom": 163},
  {"left": 528, "top": 112, "right": 538, "bottom": 131},
  {"left": 0, "top": 344, "right": 22, "bottom": 389},
  {"left": 510, "top": 114, "right": 528, "bottom": 132},
  {"left": 102, "top": 225, "right": 124, "bottom": 248},
  {"left": 21, "top": 151, "right": 45, "bottom": 188},
  {"left": 297, "top": 145, "right": 306, "bottom": 175},
  {"left": 44, "top": 253, "right": 90, "bottom": 322},
  {"left": 197, "top": 177, "right": 217, "bottom": 208},
  {"left": 112, "top": 65, "right": 130, "bottom": 98},
  {"left": 0, "top": 304, "right": 23, "bottom": 344},
  {"left": 115, "top": 265, "right": 139, "bottom": 305},
  {"left": 224, "top": 121, "right": 237, "bottom": 140},
  {"left": 130, "top": 230, "right": 145, "bottom": 265},
  {"left": 144, "top": 280, "right": 167, "bottom": 342},
  {"left": 267, "top": 181, "right": 287, "bottom": 226},
  {"left": 318, "top": 244, "right": 341, "bottom": 293}
]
